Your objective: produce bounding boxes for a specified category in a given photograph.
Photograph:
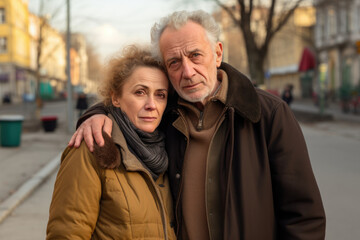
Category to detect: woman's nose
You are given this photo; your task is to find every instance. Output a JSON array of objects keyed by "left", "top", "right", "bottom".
[{"left": 144, "top": 97, "right": 156, "bottom": 110}]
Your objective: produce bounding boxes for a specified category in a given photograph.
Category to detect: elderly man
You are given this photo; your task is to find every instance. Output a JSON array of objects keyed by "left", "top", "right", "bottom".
[{"left": 70, "top": 10, "right": 325, "bottom": 240}]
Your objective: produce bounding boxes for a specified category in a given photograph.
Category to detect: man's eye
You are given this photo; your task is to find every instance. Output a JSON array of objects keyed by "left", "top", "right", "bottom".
[{"left": 169, "top": 60, "right": 179, "bottom": 67}]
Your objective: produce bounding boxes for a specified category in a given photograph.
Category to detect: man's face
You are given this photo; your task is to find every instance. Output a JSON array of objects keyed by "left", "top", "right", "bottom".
[{"left": 159, "top": 21, "right": 223, "bottom": 105}]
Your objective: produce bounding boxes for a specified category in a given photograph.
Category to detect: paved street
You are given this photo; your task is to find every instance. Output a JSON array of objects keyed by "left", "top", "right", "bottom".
[
  {"left": 301, "top": 121, "right": 360, "bottom": 239},
  {"left": 0, "top": 100, "right": 360, "bottom": 239}
]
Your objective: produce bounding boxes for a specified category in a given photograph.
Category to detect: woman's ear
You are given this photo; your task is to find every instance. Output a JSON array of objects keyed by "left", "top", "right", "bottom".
[{"left": 112, "top": 94, "right": 121, "bottom": 107}]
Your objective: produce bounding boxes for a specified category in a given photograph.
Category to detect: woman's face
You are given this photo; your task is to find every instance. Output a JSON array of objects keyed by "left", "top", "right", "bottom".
[{"left": 112, "top": 66, "right": 169, "bottom": 133}]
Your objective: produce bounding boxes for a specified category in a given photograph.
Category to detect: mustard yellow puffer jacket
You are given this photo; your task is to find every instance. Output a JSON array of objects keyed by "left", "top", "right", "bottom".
[{"left": 46, "top": 118, "right": 176, "bottom": 240}]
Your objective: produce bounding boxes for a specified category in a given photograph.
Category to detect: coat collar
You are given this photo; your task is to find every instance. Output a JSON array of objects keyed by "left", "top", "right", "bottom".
[
  {"left": 93, "top": 114, "right": 148, "bottom": 172},
  {"left": 219, "top": 62, "right": 261, "bottom": 123}
]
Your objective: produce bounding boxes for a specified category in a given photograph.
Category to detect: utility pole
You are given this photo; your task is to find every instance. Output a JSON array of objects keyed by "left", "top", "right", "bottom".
[{"left": 66, "top": 0, "right": 73, "bottom": 133}]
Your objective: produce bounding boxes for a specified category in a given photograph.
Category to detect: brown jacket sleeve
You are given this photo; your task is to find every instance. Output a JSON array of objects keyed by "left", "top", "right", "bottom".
[
  {"left": 46, "top": 143, "right": 102, "bottom": 239},
  {"left": 76, "top": 102, "right": 109, "bottom": 129},
  {"left": 268, "top": 101, "right": 326, "bottom": 239}
]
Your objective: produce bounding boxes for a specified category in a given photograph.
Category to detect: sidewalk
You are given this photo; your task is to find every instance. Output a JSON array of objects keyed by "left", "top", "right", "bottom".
[
  {"left": 291, "top": 98, "right": 360, "bottom": 123},
  {"left": 0, "top": 125, "right": 71, "bottom": 224},
  {"left": 0, "top": 100, "right": 74, "bottom": 225}
]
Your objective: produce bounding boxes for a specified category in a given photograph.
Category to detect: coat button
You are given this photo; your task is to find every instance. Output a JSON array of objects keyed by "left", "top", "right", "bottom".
[
  {"left": 170, "top": 221, "right": 175, "bottom": 228},
  {"left": 175, "top": 173, "right": 181, "bottom": 179}
]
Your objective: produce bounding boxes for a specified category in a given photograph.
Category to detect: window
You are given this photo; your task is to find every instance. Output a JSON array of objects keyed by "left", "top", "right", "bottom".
[
  {"left": 346, "top": 6, "right": 352, "bottom": 33},
  {"left": 0, "top": 37, "right": 7, "bottom": 53},
  {"left": 340, "top": 7, "right": 347, "bottom": 34},
  {"left": 328, "top": 7, "right": 337, "bottom": 36},
  {"left": 316, "top": 11, "right": 325, "bottom": 44},
  {"left": 358, "top": 6, "right": 360, "bottom": 32},
  {"left": 0, "top": 8, "right": 5, "bottom": 24}
]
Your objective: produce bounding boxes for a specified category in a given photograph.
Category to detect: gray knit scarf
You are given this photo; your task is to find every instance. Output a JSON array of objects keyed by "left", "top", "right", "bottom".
[{"left": 109, "top": 106, "right": 168, "bottom": 179}]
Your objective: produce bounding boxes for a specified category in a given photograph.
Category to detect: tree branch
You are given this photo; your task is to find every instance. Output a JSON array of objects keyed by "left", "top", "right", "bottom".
[
  {"left": 214, "top": 0, "right": 240, "bottom": 26},
  {"left": 273, "top": 0, "right": 303, "bottom": 35}
]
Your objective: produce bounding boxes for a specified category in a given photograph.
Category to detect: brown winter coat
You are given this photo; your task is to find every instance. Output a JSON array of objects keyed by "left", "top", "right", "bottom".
[
  {"left": 47, "top": 115, "right": 176, "bottom": 240},
  {"left": 77, "top": 62, "right": 326, "bottom": 240},
  {"left": 163, "top": 62, "right": 326, "bottom": 239}
]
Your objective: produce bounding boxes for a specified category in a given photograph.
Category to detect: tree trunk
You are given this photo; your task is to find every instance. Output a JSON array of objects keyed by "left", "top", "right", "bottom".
[{"left": 247, "top": 48, "right": 266, "bottom": 85}]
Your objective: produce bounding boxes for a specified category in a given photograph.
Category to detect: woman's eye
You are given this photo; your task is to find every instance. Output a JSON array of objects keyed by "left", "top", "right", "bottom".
[
  {"left": 135, "top": 90, "right": 145, "bottom": 95},
  {"left": 157, "top": 92, "right": 167, "bottom": 99}
]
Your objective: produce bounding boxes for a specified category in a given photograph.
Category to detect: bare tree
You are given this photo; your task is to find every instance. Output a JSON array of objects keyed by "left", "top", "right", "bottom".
[
  {"left": 213, "top": 0, "right": 305, "bottom": 84},
  {"left": 33, "top": 0, "right": 65, "bottom": 108}
]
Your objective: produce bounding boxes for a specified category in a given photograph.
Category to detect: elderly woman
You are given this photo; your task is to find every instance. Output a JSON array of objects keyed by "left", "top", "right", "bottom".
[{"left": 46, "top": 45, "right": 176, "bottom": 240}]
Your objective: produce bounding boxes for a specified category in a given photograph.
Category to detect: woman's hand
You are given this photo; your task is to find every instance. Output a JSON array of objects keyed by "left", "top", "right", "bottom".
[{"left": 68, "top": 114, "right": 113, "bottom": 152}]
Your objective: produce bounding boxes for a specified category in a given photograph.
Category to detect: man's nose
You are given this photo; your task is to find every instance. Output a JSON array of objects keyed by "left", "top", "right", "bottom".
[
  {"left": 182, "top": 58, "right": 196, "bottom": 79},
  {"left": 144, "top": 97, "right": 156, "bottom": 110}
]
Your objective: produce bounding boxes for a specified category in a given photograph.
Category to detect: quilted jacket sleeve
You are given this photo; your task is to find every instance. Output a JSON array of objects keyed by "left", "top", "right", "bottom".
[{"left": 46, "top": 142, "right": 102, "bottom": 240}]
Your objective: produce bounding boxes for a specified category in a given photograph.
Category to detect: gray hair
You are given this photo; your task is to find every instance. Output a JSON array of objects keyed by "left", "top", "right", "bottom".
[{"left": 150, "top": 10, "right": 221, "bottom": 63}]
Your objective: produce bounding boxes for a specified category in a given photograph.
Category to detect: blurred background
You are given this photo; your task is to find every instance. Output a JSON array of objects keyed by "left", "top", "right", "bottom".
[
  {"left": 0, "top": 0, "right": 359, "bottom": 114},
  {"left": 0, "top": 0, "right": 359, "bottom": 239}
]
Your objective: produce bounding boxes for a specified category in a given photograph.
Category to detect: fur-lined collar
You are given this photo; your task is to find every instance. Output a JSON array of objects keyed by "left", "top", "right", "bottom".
[
  {"left": 220, "top": 62, "right": 261, "bottom": 123},
  {"left": 93, "top": 114, "right": 147, "bottom": 171}
]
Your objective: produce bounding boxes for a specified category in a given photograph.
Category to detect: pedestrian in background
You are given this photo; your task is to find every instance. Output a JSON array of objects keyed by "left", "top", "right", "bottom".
[
  {"left": 282, "top": 84, "right": 294, "bottom": 105},
  {"left": 76, "top": 92, "right": 89, "bottom": 117},
  {"left": 47, "top": 45, "right": 176, "bottom": 240},
  {"left": 69, "top": 10, "right": 325, "bottom": 240}
]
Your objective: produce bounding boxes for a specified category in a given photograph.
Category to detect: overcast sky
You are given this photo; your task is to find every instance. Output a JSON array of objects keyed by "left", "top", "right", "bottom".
[{"left": 28, "top": 0, "right": 220, "bottom": 63}]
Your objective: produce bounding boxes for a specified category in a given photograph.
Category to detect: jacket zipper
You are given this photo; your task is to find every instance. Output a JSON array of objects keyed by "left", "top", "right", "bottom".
[
  {"left": 174, "top": 109, "right": 189, "bottom": 237},
  {"left": 196, "top": 111, "right": 204, "bottom": 131},
  {"left": 148, "top": 172, "right": 169, "bottom": 240},
  {"left": 122, "top": 169, "right": 169, "bottom": 240},
  {"left": 204, "top": 106, "right": 228, "bottom": 240}
]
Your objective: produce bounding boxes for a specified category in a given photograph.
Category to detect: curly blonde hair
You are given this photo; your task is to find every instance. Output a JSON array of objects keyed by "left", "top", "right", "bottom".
[{"left": 99, "top": 44, "right": 166, "bottom": 106}]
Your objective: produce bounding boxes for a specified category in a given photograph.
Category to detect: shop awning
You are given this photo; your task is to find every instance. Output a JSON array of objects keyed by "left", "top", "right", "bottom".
[{"left": 298, "top": 47, "right": 316, "bottom": 72}]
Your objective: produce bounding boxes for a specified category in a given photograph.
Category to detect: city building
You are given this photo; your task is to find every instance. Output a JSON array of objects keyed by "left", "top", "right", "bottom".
[
  {"left": 29, "top": 13, "right": 66, "bottom": 100},
  {"left": 71, "top": 33, "right": 90, "bottom": 93},
  {"left": 314, "top": 0, "right": 360, "bottom": 102},
  {"left": 0, "top": 0, "right": 31, "bottom": 104},
  {"left": 70, "top": 47, "right": 80, "bottom": 86},
  {"left": 267, "top": 7, "right": 316, "bottom": 98},
  {"left": 214, "top": 4, "right": 315, "bottom": 98}
]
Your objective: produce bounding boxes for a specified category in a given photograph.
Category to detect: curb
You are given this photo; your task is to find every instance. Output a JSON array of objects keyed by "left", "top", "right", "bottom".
[{"left": 0, "top": 152, "right": 61, "bottom": 224}]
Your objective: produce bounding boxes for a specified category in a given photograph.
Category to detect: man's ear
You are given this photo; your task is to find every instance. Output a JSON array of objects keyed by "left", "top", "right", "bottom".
[{"left": 215, "top": 42, "right": 223, "bottom": 67}]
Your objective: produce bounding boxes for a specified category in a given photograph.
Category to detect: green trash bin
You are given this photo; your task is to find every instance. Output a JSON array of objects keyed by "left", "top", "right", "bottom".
[{"left": 0, "top": 115, "right": 24, "bottom": 147}]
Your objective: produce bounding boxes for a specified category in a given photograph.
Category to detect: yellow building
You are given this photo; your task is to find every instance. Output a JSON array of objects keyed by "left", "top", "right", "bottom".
[
  {"left": 0, "top": 0, "right": 30, "bottom": 103},
  {"left": 267, "top": 7, "right": 316, "bottom": 98},
  {"left": 28, "top": 13, "right": 66, "bottom": 99}
]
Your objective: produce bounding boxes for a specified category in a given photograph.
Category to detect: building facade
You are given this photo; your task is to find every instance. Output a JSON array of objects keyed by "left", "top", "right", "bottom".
[
  {"left": 214, "top": 4, "right": 315, "bottom": 98},
  {"left": 0, "top": 0, "right": 31, "bottom": 104},
  {"left": 29, "top": 13, "right": 66, "bottom": 100},
  {"left": 71, "top": 33, "right": 97, "bottom": 94},
  {"left": 315, "top": 0, "right": 360, "bottom": 101},
  {"left": 267, "top": 7, "right": 316, "bottom": 98}
]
